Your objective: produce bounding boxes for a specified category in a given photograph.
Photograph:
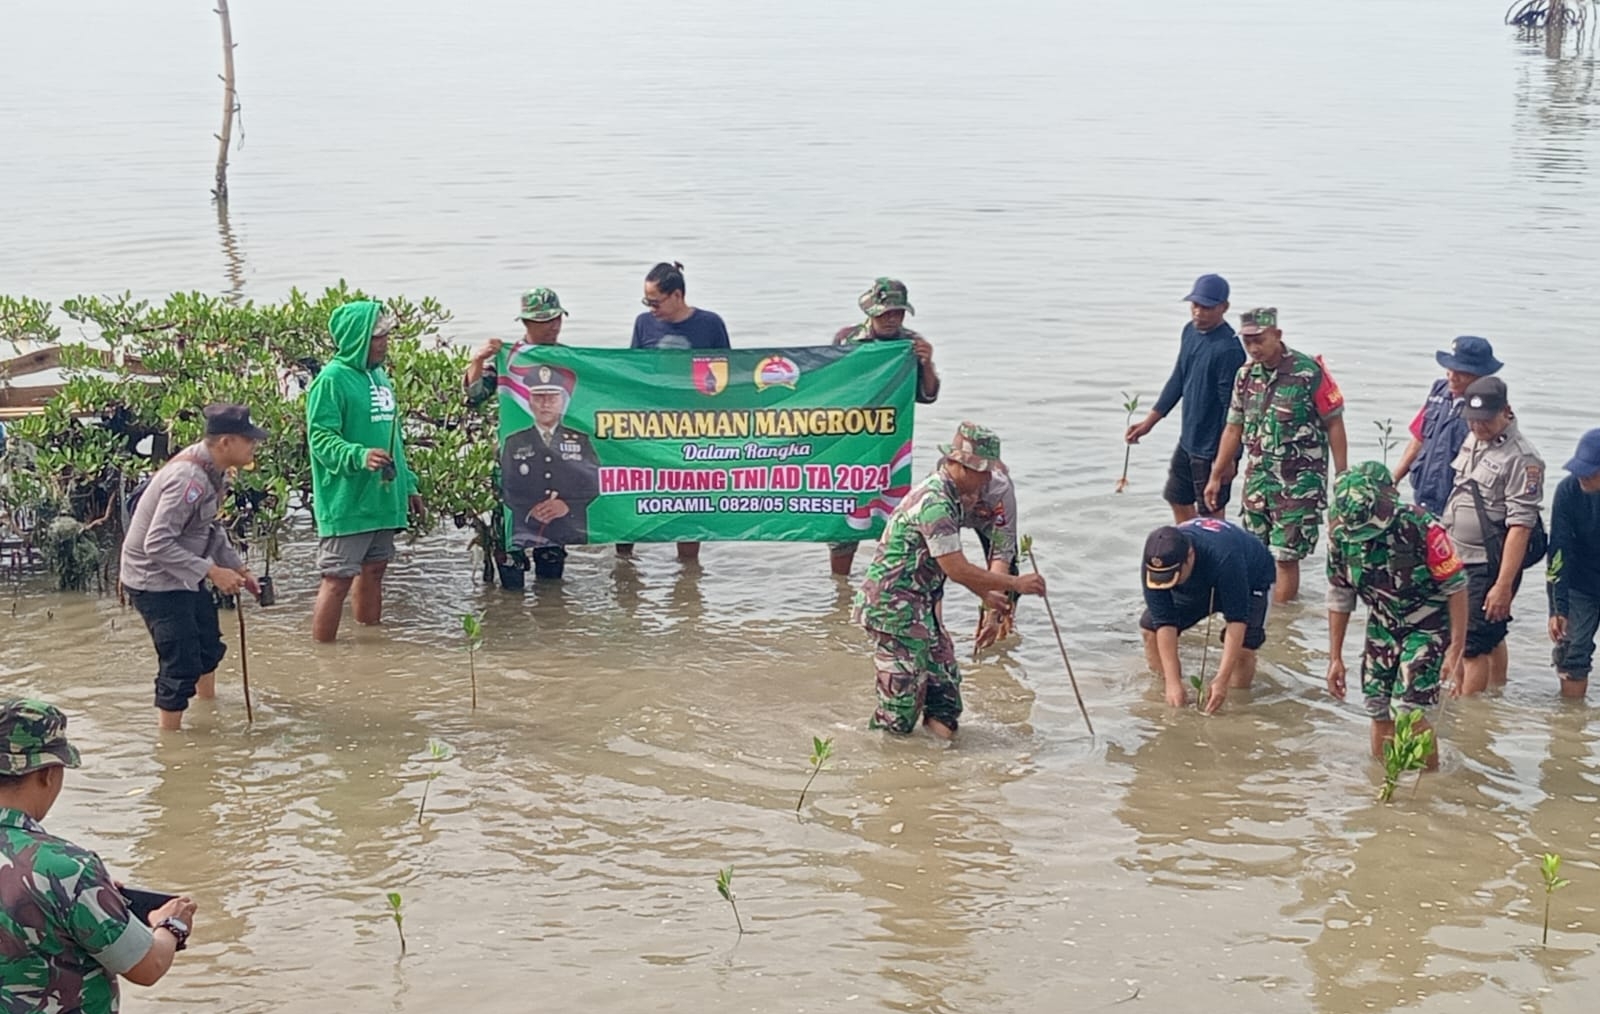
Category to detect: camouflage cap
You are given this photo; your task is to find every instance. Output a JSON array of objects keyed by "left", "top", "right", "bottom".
[
  {"left": 518, "top": 288, "right": 569, "bottom": 323},
  {"left": 939, "top": 421, "right": 1002, "bottom": 473},
  {"left": 1330, "top": 461, "right": 1402, "bottom": 544},
  {"left": 1240, "top": 307, "right": 1278, "bottom": 337},
  {"left": 858, "top": 277, "right": 915, "bottom": 318},
  {"left": 0, "top": 699, "right": 82, "bottom": 777}
]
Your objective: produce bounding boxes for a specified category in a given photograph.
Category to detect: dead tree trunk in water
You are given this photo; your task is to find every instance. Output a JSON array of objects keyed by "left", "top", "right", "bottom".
[
  {"left": 213, "top": 1, "right": 238, "bottom": 200},
  {"left": 1545, "top": 0, "right": 1567, "bottom": 57}
]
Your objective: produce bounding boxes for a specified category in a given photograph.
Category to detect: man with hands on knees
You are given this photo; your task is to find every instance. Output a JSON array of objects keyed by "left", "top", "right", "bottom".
[
  {"left": 1139, "top": 518, "right": 1276, "bottom": 713},
  {"left": 1325, "top": 462, "right": 1467, "bottom": 766},
  {"left": 1, "top": 699, "right": 198, "bottom": 1013},
  {"left": 120, "top": 403, "right": 266, "bottom": 731}
]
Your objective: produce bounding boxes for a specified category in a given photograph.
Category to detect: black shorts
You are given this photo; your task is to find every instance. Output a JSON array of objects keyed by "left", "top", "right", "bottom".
[
  {"left": 128, "top": 588, "right": 227, "bottom": 712},
  {"left": 1163, "top": 444, "right": 1232, "bottom": 510},
  {"left": 1464, "top": 562, "right": 1520, "bottom": 658},
  {"left": 1140, "top": 586, "right": 1270, "bottom": 650}
]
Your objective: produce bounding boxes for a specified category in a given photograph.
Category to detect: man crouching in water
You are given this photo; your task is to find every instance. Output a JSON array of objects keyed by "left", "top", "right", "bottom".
[{"left": 853, "top": 423, "right": 1046, "bottom": 739}]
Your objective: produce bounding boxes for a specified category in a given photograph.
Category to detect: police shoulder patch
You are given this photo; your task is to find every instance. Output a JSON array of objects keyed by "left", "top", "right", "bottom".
[
  {"left": 1425, "top": 524, "right": 1463, "bottom": 581},
  {"left": 183, "top": 480, "right": 204, "bottom": 505},
  {"left": 1522, "top": 464, "right": 1543, "bottom": 498}
]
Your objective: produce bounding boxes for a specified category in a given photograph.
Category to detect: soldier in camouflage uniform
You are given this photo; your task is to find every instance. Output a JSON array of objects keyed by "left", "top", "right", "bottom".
[
  {"left": 828, "top": 278, "right": 942, "bottom": 576},
  {"left": 852, "top": 423, "right": 1046, "bottom": 738},
  {"left": 1206, "top": 308, "right": 1349, "bottom": 603},
  {"left": 464, "top": 288, "right": 570, "bottom": 587},
  {"left": 1, "top": 699, "right": 197, "bottom": 1013},
  {"left": 1325, "top": 463, "right": 1468, "bottom": 762}
]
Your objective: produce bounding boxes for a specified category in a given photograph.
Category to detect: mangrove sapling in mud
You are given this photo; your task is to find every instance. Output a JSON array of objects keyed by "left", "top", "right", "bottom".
[
  {"left": 1374, "top": 418, "right": 1400, "bottom": 468},
  {"left": 795, "top": 735, "right": 834, "bottom": 813},
  {"left": 1115, "top": 392, "right": 1141, "bottom": 493},
  {"left": 716, "top": 866, "right": 743, "bottom": 937},
  {"left": 386, "top": 892, "right": 406, "bottom": 956},
  {"left": 416, "top": 738, "right": 452, "bottom": 824},
  {"left": 461, "top": 613, "right": 483, "bottom": 710},
  {"left": 1379, "top": 709, "right": 1434, "bottom": 803},
  {"left": 1539, "top": 852, "right": 1570, "bottom": 946}
]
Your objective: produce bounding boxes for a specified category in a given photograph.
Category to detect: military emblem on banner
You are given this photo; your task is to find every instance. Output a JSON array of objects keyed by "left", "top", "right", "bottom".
[
  {"left": 753, "top": 355, "right": 800, "bottom": 392},
  {"left": 692, "top": 356, "right": 728, "bottom": 396}
]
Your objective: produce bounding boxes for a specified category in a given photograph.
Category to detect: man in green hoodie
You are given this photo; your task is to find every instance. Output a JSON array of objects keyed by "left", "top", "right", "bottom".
[{"left": 306, "top": 300, "right": 422, "bottom": 643}]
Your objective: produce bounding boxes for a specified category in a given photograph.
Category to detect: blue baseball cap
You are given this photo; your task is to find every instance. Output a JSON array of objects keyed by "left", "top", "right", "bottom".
[
  {"left": 1182, "top": 274, "right": 1230, "bottom": 308},
  {"left": 1565, "top": 429, "right": 1600, "bottom": 478},
  {"left": 1435, "top": 335, "right": 1502, "bottom": 376}
]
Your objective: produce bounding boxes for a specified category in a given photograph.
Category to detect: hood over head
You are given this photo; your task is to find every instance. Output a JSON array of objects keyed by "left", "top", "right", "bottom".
[{"left": 328, "top": 300, "right": 392, "bottom": 369}]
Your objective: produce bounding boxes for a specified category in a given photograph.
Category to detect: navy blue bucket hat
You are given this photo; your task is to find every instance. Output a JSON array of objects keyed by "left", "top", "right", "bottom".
[{"left": 1435, "top": 335, "right": 1503, "bottom": 376}]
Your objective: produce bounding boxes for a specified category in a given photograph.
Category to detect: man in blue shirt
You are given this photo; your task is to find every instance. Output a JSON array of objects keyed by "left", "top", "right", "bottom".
[
  {"left": 1392, "top": 336, "right": 1503, "bottom": 516},
  {"left": 1125, "top": 274, "right": 1245, "bottom": 523},
  {"left": 1548, "top": 428, "right": 1600, "bottom": 699},
  {"left": 1140, "top": 518, "right": 1276, "bottom": 712},
  {"left": 630, "top": 261, "right": 731, "bottom": 351}
]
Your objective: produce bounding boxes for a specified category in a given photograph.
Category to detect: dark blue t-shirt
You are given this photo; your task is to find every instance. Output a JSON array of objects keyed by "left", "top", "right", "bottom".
[
  {"left": 1152, "top": 320, "right": 1244, "bottom": 460},
  {"left": 1408, "top": 378, "right": 1469, "bottom": 516},
  {"left": 1549, "top": 474, "right": 1600, "bottom": 612},
  {"left": 1143, "top": 517, "right": 1275, "bottom": 627},
  {"left": 630, "top": 308, "right": 731, "bottom": 350}
]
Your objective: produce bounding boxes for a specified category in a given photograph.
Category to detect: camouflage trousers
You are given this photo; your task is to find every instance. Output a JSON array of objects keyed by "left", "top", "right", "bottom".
[
  {"left": 1240, "top": 490, "right": 1322, "bottom": 563},
  {"left": 1361, "top": 614, "right": 1446, "bottom": 720},
  {"left": 868, "top": 627, "right": 962, "bottom": 734}
]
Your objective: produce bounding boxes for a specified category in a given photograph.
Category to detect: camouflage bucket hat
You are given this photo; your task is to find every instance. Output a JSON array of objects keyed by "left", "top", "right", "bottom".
[
  {"left": 518, "top": 288, "right": 569, "bottom": 323},
  {"left": 940, "top": 421, "right": 1002, "bottom": 473},
  {"left": 0, "top": 699, "right": 82, "bottom": 776},
  {"left": 1330, "top": 461, "right": 1402, "bottom": 544},
  {"left": 858, "top": 277, "right": 915, "bottom": 318}
]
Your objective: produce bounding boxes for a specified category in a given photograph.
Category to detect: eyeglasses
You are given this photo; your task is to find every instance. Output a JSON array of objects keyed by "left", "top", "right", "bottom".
[{"left": 641, "top": 297, "right": 666, "bottom": 309}]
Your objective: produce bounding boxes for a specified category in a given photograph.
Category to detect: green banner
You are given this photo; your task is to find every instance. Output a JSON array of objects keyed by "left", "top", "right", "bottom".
[{"left": 495, "top": 342, "right": 917, "bottom": 545}]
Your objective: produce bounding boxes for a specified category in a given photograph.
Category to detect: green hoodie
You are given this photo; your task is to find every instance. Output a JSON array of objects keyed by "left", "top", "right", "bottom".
[{"left": 306, "top": 300, "right": 417, "bottom": 537}]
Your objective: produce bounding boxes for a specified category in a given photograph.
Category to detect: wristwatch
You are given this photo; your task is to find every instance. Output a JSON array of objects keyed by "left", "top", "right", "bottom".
[{"left": 155, "top": 916, "right": 190, "bottom": 951}]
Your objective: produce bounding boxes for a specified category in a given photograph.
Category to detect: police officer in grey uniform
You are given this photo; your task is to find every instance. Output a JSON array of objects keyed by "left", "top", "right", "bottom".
[
  {"left": 1441, "top": 376, "right": 1546, "bottom": 696},
  {"left": 502, "top": 363, "right": 600, "bottom": 559},
  {"left": 119, "top": 404, "right": 265, "bottom": 731}
]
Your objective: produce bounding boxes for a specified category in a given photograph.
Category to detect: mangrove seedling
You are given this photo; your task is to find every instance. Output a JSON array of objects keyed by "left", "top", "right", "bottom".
[
  {"left": 386, "top": 891, "right": 406, "bottom": 956},
  {"left": 461, "top": 612, "right": 483, "bottom": 710},
  {"left": 716, "top": 866, "right": 743, "bottom": 937},
  {"left": 1379, "top": 709, "right": 1434, "bottom": 803},
  {"left": 1115, "top": 391, "right": 1141, "bottom": 493},
  {"left": 1374, "top": 418, "right": 1399, "bottom": 468},
  {"left": 1540, "top": 852, "right": 1570, "bottom": 946},
  {"left": 416, "top": 738, "right": 452, "bottom": 824},
  {"left": 795, "top": 735, "right": 834, "bottom": 813},
  {"left": 1547, "top": 548, "right": 1565, "bottom": 586}
]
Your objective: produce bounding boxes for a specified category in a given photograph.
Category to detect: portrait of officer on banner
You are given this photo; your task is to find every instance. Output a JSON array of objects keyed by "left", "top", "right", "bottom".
[{"left": 502, "top": 362, "right": 600, "bottom": 547}]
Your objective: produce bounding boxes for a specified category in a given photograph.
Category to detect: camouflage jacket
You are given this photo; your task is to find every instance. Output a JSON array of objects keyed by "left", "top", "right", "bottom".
[
  {"left": 1327, "top": 506, "right": 1468, "bottom": 628},
  {"left": 1227, "top": 346, "right": 1344, "bottom": 508},
  {"left": 852, "top": 469, "right": 965, "bottom": 637},
  {"left": 1, "top": 808, "right": 154, "bottom": 1014},
  {"left": 832, "top": 323, "right": 939, "bottom": 404}
]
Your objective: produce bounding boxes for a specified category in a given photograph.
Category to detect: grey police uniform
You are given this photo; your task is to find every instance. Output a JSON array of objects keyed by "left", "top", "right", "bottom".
[
  {"left": 1441, "top": 419, "right": 1545, "bottom": 656},
  {"left": 119, "top": 443, "right": 243, "bottom": 711}
]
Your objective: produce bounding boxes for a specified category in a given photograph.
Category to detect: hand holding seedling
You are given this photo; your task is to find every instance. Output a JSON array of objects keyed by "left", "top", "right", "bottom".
[{"left": 1116, "top": 392, "right": 1141, "bottom": 493}]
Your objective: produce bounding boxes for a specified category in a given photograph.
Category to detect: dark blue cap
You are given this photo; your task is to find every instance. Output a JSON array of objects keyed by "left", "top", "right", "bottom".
[
  {"left": 1566, "top": 429, "right": 1600, "bottom": 478},
  {"left": 1435, "top": 335, "right": 1502, "bottom": 376},
  {"left": 1182, "top": 274, "right": 1229, "bottom": 308}
]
